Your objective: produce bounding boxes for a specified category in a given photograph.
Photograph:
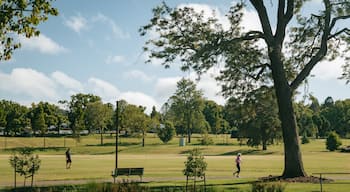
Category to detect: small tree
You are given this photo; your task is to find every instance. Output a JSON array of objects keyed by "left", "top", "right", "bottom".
[
  {"left": 183, "top": 148, "right": 207, "bottom": 191},
  {"left": 9, "top": 148, "right": 41, "bottom": 187},
  {"left": 326, "top": 132, "right": 342, "bottom": 151},
  {"left": 157, "top": 121, "right": 175, "bottom": 144}
]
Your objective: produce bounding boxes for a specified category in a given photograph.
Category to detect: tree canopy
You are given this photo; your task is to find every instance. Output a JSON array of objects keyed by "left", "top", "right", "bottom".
[{"left": 0, "top": 0, "right": 58, "bottom": 60}]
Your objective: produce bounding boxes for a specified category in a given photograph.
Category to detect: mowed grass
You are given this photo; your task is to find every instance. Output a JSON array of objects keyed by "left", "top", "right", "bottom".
[{"left": 0, "top": 134, "right": 350, "bottom": 191}]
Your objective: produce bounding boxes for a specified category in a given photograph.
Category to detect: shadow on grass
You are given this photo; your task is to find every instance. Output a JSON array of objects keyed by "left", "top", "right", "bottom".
[
  {"left": 179, "top": 147, "right": 207, "bottom": 154},
  {"left": 4, "top": 146, "right": 65, "bottom": 153},
  {"left": 85, "top": 142, "right": 141, "bottom": 147},
  {"left": 220, "top": 149, "right": 276, "bottom": 156}
]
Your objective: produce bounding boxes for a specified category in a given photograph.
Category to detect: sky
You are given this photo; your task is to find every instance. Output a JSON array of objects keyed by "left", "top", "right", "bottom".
[{"left": 0, "top": 0, "right": 349, "bottom": 113}]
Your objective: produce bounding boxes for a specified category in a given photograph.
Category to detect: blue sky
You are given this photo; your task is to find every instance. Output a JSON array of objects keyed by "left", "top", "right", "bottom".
[{"left": 0, "top": 0, "right": 349, "bottom": 113}]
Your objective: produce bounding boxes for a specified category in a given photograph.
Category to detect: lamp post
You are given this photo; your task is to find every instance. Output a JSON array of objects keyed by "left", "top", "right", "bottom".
[{"left": 115, "top": 100, "right": 119, "bottom": 170}]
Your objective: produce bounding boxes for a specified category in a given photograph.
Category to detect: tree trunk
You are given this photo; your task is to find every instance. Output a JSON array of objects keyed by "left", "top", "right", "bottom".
[
  {"left": 261, "top": 127, "right": 267, "bottom": 150},
  {"left": 142, "top": 131, "right": 145, "bottom": 147},
  {"left": 187, "top": 114, "right": 191, "bottom": 143},
  {"left": 100, "top": 128, "right": 103, "bottom": 145},
  {"left": 262, "top": 140, "right": 267, "bottom": 150},
  {"left": 270, "top": 48, "right": 307, "bottom": 178}
]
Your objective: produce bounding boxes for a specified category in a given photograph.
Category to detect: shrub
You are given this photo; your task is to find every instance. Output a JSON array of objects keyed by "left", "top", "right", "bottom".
[
  {"left": 199, "top": 133, "right": 214, "bottom": 145},
  {"left": 301, "top": 134, "right": 310, "bottom": 144},
  {"left": 157, "top": 121, "right": 175, "bottom": 144},
  {"left": 251, "top": 182, "right": 286, "bottom": 192},
  {"left": 326, "top": 132, "right": 342, "bottom": 151}
]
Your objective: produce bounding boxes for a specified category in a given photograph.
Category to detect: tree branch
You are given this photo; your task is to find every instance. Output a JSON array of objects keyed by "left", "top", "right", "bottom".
[
  {"left": 290, "top": 0, "right": 331, "bottom": 90},
  {"left": 328, "top": 28, "right": 350, "bottom": 40},
  {"left": 249, "top": 0, "right": 274, "bottom": 43},
  {"left": 329, "top": 15, "right": 350, "bottom": 31}
]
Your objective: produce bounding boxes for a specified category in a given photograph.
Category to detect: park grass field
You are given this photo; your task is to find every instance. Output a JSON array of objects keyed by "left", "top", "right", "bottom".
[{"left": 0, "top": 134, "right": 350, "bottom": 191}]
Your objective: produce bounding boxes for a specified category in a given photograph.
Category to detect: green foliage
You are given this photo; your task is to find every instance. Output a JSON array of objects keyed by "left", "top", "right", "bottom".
[
  {"left": 122, "top": 103, "right": 151, "bottom": 146},
  {"left": 157, "top": 121, "right": 175, "bottom": 144},
  {"left": 301, "top": 134, "right": 310, "bottom": 144},
  {"left": 0, "top": 100, "right": 30, "bottom": 136},
  {"left": 84, "top": 181, "right": 149, "bottom": 192},
  {"left": 251, "top": 182, "right": 286, "bottom": 192},
  {"left": 295, "top": 102, "right": 316, "bottom": 137},
  {"left": 236, "top": 87, "right": 281, "bottom": 150},
  {"left": 166, "top": 78, "right": 205, "bottom": 143},
  {"left": 199, "top": 133, "right": 214, "bottom": 145},
  {"left": 85, "top": 101, "right": 113, "bottom": 145},
  {"left": 183, "top": 148, "right": 207, "bottom": 178},
  {"left": 0, "top": 0, "right": 58, "bottom": 60},
  {"left": 32, "top": 105, "right": 47, "bottom": 136},
  {"left": 326, "top": 131, "right": 342, "bottom": 151},
  {"left": 202, "top": 100, "right": 229, "bottom": 134},
  {"left": 62, "top": 93, "right": 101, "bottom": 138},
  {"left": 9, "top": 147, "right": 41, "bottom": 187}
]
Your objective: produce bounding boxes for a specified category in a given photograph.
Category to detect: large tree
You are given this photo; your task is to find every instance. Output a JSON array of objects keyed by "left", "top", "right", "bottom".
[
  {"left": 85, "top": 101, "right": 113, "bottom": 145},
  {"left": 0, "top": 0, "right": 58, "bottom": 60},
  {"left": 167, "top": 78, "right": 205, "bottom": 143},
  {"left": 239, "top": 86, "right": 281, "bottom": 150},
  {"left": 141, "top": 1, "right": 350, "bottom": 178},
  {"left": 122, "top": 103, "right": 151, "bottom": 147},
  {"left": 60, "top": 93, "right": 101, "bottom": 139}
]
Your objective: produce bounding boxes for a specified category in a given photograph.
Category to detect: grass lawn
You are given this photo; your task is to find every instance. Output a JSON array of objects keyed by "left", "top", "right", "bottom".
[{"left": 0, "top": 134, "right": 350, "bottom": 191}]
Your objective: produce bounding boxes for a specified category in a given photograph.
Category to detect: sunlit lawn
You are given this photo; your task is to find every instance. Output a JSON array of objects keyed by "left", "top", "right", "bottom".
[{"left": 0, "top": 134, "right": 350, "bottom": 191}]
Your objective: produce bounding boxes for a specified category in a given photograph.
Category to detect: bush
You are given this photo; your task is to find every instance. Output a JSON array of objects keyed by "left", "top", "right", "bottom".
[
  {"left": 157, "top": 121, "right": 175, "bottom": 144},
  {"left": 251, "top": 182, "right": 286, "bottom": 192},
  {"left": 326, "top": 132, "right": 342, "bottom": 151},
  {"left": 199, "top": 133, "right": 214, "bottom": 145},
  {"left": 301, "top": 134, "right": 310, "bottom": 144}
]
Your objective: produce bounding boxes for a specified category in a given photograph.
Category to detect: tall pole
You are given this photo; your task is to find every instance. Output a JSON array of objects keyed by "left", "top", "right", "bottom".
[{"left": 115, "top": 100, "right": 119, "bottom": 170}]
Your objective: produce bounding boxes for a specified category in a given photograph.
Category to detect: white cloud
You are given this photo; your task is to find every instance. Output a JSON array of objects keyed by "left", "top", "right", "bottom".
[
  {"left": 0, "top": 68, "right": 58, "bottom": 100},
  {"left": 105, "top": 55, "right": 125, "bottom": 64},
  {"left": 154, "top": 76, "right": 182, "bottom": 100},
  {"left": 189, "top": 68, "right": 226, "bottom": 105},
  {"left": 241, "top": 9, "right": 261, "bottom": 32},
  {"left": 0, "top": 68, "right": 162, "bottom": 113},
  {"left": 123, "top": 70, "right": 154, "bottom": 82},
  {"left": 120, "top": 91, "right": 159, "bottom": 113},
  {"left": 51, "top": 71, "right": 84, "bottom": 92},
  {"left": 311, "top": 58, "right": 344, "bottom": 81},
  {"left": 92, "top": 13, "right": 130, "bottom": 39},
  {"left": 87, "top": 77, "right": 120, "bottom": 102},
  {"left": 19, "top": 34, "right": 67, "bottom": 54},
  {"left": 64, "top": 14, "right": 88, "bottom": 33}
]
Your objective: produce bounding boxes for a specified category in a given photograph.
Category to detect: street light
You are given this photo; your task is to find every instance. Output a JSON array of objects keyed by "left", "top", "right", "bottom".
[{"left": 115, "top": 100, "right": 119, "bottom": 170}]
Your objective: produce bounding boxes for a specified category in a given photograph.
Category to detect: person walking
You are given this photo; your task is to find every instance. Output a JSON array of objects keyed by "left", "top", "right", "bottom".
[
  {"left": 65, "top": 148, "right": 72, "bottom": 169},
  {"left": 234, "top": 153, "right": 241, "bottom": 178}
]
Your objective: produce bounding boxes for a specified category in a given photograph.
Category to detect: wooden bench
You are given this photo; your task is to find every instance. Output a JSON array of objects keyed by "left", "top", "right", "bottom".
[{"left": 111, "top": 167, "right": 144, "bottom": 183}]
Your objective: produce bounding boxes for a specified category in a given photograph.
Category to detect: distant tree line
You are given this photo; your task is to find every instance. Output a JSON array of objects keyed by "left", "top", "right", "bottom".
[{"left": 1, "top": 79, "right": 349, "bottom": 149}]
